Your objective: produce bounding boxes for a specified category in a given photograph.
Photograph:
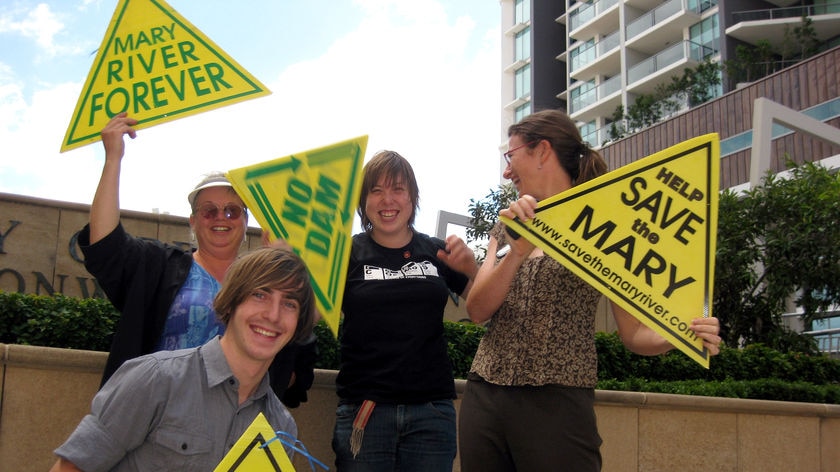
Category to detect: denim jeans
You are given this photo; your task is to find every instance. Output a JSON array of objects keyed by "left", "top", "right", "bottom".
[{"left": 332, "top": 400, "right": 457, "bottom": 472}]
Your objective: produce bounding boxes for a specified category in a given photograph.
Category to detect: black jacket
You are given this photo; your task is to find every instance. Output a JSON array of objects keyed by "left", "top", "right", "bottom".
[{"left": 79, "top": 223, "right": 314, "bottom": 406}]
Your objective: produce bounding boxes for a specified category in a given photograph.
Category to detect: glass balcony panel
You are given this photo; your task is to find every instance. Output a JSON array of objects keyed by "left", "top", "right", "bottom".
[
  {"left": 582, "top": 124, "right": 617, "bottom": 148},
  {"left": 570, "top": 31, "right": 620, "bottom": 75},
  {"left": 570, "top": 41, "right": 596, "bottom": 72},
  {"left": 599, "top": 30, "right": 621, "bottom": 55},
  {"left": 601, "top": 74, "right": 621, "bottom": 97},
  {"left": 570, "top": 3, "right": 594, "bottom": 30},
  {"left": 569, "top": 75, "right": 621, "bottom": 114},
  {"left": 571, "top": 86, "right": 597, "bottom": 113},
  {"left": 626, "top": 0, "right": 684, "bottom": 40},
  {"left": 627, "top": 41, "right": 712, "bottom": 85},
  {"left": 570, "top": 0, "right": 619, "bottom": 31}
]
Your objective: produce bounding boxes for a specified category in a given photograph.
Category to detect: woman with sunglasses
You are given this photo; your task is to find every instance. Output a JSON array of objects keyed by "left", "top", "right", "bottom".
[
  {"left": 458, "top": 110, "right": 722, "bottom": 471},
  {"left": 77, "top": 112, "right": 314, "bottom": 407}
]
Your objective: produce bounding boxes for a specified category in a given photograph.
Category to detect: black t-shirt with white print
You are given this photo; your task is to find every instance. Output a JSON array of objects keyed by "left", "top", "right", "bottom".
[{"left": 336, "top": 231, "right": 468, "bottom": 403}]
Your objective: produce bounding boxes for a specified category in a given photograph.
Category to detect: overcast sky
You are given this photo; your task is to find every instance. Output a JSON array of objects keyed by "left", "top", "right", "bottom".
[{"left": 0, "top": 0, "right": 504, "bottom": 237}]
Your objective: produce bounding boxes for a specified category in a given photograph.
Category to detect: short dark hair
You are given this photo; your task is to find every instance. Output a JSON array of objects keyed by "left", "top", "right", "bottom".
[{"left": 358, "top": 150, "right": 420, "bottom": 231}]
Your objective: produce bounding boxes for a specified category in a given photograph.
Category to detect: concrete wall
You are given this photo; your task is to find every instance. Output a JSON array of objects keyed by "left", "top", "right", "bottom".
[
  {"left": 0, "top": 192, "right": 267, "bottom": 299},
  {"left": 2, "top": 343, "right": 839, "bottom": 472}
]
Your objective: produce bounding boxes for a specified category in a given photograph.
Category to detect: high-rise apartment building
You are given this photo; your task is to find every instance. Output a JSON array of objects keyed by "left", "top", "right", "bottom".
[
  {"left": 499, "top": 0, "right": 840, "bottom": 354},
  {"left": 499, "top": 0, "right": 840, "bottom": 152}
]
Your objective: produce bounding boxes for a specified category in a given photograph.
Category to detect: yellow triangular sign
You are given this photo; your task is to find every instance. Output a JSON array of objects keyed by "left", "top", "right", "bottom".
[
  {"left": 227, "top": 136, "right": 368, "bottom": 337},
  {"left": 501, "top": 134, "right": 720, "bottom": 367},
  {"left": 60, "top": 0, "right": 270, "bottom": 152},
  {"left": 214, "top": 412, "right": 295, "bottom": 471}
]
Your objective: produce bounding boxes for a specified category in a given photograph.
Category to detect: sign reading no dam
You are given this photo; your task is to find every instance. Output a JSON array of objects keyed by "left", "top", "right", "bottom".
[{"left": 227, "top": 136, "right": 367, "bottom": 337}]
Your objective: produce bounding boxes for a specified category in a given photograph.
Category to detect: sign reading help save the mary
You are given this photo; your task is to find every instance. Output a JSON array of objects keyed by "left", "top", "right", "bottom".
[{"left": 501, "top": 134, "right": 720, "bottom": 367}]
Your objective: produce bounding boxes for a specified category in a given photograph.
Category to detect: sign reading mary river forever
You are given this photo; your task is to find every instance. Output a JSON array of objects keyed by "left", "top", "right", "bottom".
[{"left": 61, "top": 0, "right": 269, "bottom": 152}]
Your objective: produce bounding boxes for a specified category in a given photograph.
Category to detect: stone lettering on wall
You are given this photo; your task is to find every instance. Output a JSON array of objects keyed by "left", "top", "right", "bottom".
[
  {"left": 0, "top": 193, "right": 260, "bottom": 299},
  {"left": 0, "top": 220, "right": 21, "bottom": 254}
]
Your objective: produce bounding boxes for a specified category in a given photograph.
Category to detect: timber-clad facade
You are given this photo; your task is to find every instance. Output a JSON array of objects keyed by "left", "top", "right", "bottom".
[{"left": 600, "top": 46, "right": 840, "bottom": 189}]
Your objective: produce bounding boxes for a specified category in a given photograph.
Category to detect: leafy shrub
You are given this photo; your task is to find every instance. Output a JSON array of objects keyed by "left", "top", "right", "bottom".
[
  {"left": 594, "top": 332, "right": 840, "bottom": 385},
  {"left": 443, "top": 321, "right": 485, "bottom": 379},
  {"left": 3, "top": 291, "right": 839, "bottom": 404},
  {"left": 313, "top": 320, "right": 340, "bottom": 370},
  {"left": 0, "top": 292, "right": 119, "bottom": 351},
  {"left": 596, "top": 378, "right": 840, "bottom": 404}
]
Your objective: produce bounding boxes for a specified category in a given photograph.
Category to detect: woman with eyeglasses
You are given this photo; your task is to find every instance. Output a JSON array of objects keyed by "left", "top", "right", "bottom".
[
  {"left": 77, "top": 112, "right": 315, "bottom": 407},
  {"left": 458, "top": 110, "right": 722, "bottom": 471}
]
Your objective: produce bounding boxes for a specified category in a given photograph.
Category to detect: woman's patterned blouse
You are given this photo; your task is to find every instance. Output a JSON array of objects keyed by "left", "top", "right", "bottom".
[{"left": 470, "top": 223, "right": 603, "bottom": 388}]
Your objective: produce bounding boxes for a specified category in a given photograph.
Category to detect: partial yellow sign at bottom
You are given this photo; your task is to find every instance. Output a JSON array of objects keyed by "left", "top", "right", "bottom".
[{"left": 215, "top": 412, "right": 295, "bottom": 471}]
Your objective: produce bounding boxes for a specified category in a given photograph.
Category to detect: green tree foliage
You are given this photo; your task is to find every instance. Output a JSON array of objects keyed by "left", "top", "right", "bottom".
[
  {"left": 666, "top": 58, "right": 722, "bottom": 107},
  {"left": 609, "top": 59, "right": 722, "bottom": 141},
  {"left": 466, "top": 182, "right": 518, "bottom": 258},
  {"left": 781, "top": 16, "right": 820, "bottom": 63},
  {"left": 624, "top": 93, "right": 664, "bottom": 132},
  {"left": 607, "top": 105, "right": 626, "bottom": 143},
  {"left": 715, "top": 160, "right": 840, "bottom": 350},
  {"left": 0, "top": 292, "right": 119, "bottom": 351},
  {"left": 443, "top": 321, "right": 485, "bottom": 379},
  {"left": 725, "top": 40, "right": 776, "bottom": 85},
  {"left": 726, "top": 16, "right": 823, "bottom": 88}
]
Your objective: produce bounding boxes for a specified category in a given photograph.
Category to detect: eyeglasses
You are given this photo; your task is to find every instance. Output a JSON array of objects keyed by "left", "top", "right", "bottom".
[
  {"left": 195, "top": 202, "right": 246, "bottom": 220},
  {"left": 503, "top": 140, "right": 538, "bottom": 165}
]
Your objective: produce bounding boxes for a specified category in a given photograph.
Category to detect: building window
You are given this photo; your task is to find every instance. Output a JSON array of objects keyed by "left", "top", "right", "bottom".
[
  {"left": 515, "top": 102, "right": 532, "bottom": 123},
  {"left": 515, "top": 27, "right": 531, "bottom": 62},
  {"left": 570, "top": 39, "right": 595, "bottom": 71},
  {"left": 579, "top": 120, "right": 597, "bottom": 147},
  {"left": 687, "top": 0, "right": 717, "bottom": 13},
  {"left": 811, "top": 313, "right": 840, "bottom": 354},
  {"left": 515, "top": 0, "right": 530, "bottom": 25},
  {"left": 515, "top": 64, "right": 531, "bottom": 100},
  {"left": 689, "top": 14, "right": 722, "bottom": 99},
  {"left": 570, "top": 80, "right": 596, "bottom": 113},
  {"left": 689, "top": 14, "right": 719, "bottom": 58}
]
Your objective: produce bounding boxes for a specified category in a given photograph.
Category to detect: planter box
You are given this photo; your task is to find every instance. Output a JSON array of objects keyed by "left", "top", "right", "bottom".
[{"left": 2, "top": 343, "right": 839, "bottom": 471}]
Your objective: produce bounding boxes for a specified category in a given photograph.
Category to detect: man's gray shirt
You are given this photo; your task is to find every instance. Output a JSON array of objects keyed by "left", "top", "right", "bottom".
[{"left": 54, "top": 336, "right": 297, "bottom": 471}]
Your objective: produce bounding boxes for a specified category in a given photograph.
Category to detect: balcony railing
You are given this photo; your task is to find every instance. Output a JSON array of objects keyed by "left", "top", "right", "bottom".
[
  {"left": 570, "top": 30, "right": 620, "bottom": 73},
  {"left": 626, "top": 40, "right": 713, "bottom": 86},
  {"left": 569, "top": 0, "right": 619, "bottom": 31},
  {"left": 803, "top": 327, "right": 840, "bottom": 358},
  {"left": 817, "top": 332, "right": 840, "bottom": 356},
  {"left": 592, "top": 92, "right": 691, "bottom": 147},
  {"left": 581, "top": 125, "right": 613, "bottom": 149},
  {"left": 733, "top": 2, "right": 840, "bottom": 22},
  {"left": 569, "top": 75, "right": 621, "bottom": 114},
  {"left": 627, "top": 0, "right": 705, "bottom": 41}
]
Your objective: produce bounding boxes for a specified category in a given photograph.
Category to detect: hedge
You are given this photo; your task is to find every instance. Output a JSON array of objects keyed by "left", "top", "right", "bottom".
[{"left": 2, "top": 291, "right": 839, "bottom": 403}]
